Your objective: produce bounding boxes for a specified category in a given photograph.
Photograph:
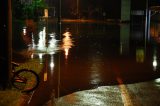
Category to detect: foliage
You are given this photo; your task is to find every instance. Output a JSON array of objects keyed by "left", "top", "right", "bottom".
[
  {"left": 12, "top": 0, "right": 25, "bottom": 19},
  {"left": 12, "top": 0, "right": 48, "bottom": 20}
]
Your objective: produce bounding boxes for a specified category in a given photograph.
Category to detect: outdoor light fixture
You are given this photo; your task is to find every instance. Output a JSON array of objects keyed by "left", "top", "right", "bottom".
[{"left": 44, "top": 9, "right": 48, "bottom": 18}]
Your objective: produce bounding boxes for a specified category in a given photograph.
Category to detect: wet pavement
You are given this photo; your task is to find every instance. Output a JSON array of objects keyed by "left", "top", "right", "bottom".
[
  {"left": 20, "top": 77, "right": 160, "bottom": 106},
  {"left": 56, "top": 79, "right": 160, "bottom": 106}
]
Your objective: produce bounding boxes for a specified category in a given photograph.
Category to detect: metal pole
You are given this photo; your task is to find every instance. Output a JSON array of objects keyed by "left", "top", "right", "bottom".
[
  {"left": 8, "top": 0, "right": 12, "bottom": 87},
  {"left": 148, "top": 10, "right": 151, "bottom": 40},
  {"left": 144, "top": 0, "right": 149, "bottom": 57},
  {"left": 145, "top": 0, "right": 149, "bottom": 41},
  {"left": 77, "top": 0, "right": 79, "bottom": 19},
  {"left": 57, "top": 0, "right": 62, "bottom": 99},
  {"left": 58, "top": 0, "right": 61, "bottom": 24}
]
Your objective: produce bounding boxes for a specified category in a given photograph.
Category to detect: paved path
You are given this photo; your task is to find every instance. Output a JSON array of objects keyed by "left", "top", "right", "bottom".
[{"left": 55, "top": 79, "right": 160, "bottom": 106}]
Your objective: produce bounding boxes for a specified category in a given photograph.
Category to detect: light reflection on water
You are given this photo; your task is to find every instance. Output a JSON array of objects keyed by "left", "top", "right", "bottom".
[
  {"left": 13, "top": 21, "right": 160, "bottom": 96},
  {"left": 62, "top": 31, "right": 74, "bottom": 59},
  {"left": 25, "top": 26, "right": 59, "bottom": 53},
  {"left": 22, "top": 24, "right": 75, "bottom": 83},
  {"left": 89, "top": 55, "right": 103, "bottom": 85},
  {"left": 24, "top": 25, "right": 74, "bottom": 64},
  {"left": 19, "top": 22, "right": 160, "bottom": 74}
]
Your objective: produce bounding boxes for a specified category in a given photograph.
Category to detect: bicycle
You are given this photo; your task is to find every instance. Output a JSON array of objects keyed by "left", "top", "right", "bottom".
[{"left": 11, "top": 62, "right": 40, "bottom": 93}]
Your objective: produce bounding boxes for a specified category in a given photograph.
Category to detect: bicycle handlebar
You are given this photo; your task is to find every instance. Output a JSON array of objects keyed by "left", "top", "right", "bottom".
[{"left": 11, "top": 62, "right": 19, "bottom": 67}]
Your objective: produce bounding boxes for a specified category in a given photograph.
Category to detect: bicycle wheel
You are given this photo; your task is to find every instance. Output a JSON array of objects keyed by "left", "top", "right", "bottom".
[{"left": 12, "top": 69, "right": 39, "bottom": 93}]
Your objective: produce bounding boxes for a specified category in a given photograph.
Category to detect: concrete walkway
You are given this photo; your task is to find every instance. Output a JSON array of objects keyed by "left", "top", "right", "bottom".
[{"left": 54, "top": 79, "right": 160, "bottom": 106}]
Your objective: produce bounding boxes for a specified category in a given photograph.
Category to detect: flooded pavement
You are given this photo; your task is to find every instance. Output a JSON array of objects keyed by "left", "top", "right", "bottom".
[{"left": 12, "top": 19, "right": 160, "bottom": 105}]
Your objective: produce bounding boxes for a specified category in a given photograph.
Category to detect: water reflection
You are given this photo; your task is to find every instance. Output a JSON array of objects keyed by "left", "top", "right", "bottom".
[
  {"left": 150, "top": 23, "right": 160, "bottom": 71},
  {"left": 120, "top": 24, "right": 130, "bottom": 55},
  {"left": 153, "top": 48, "right": 158, "bottom": 71},
  {"left": 38, "top": 53, "right": 44, "bottom": 64},
  {"left": 37, "top": 27, "right": 47, "bottom": 51},
  {"left": 153, "top": 55, "right": 157, "bottom": 71},
  {"left": 150, "top": 23, "right": 160, "bottom": 43},
  {"left": 50, "top": 54, "right": 55, "bottom": 71},
  {"left": 155, "top": 78, "right": 160, "bottom": 87},
  {"left": 24, "top": 26, "right": 59, "bottom": 54},
  {"left": 136, "top": 48, "right": 145, "bottom": 63},
  {"left": 38, "top": 27, "right": 59, "bottom": 53},
  {"left": 62, "top": 30, "right": 74, "bottom": 59},
  {"left": 89, "top": 55, "right": 103, "bottom": 86},
  {"left": 24, "top": 25, "right": 59, "bottom": 80},
  {"left": 13, "top": 21, "right": 160, "bottom": 97}
]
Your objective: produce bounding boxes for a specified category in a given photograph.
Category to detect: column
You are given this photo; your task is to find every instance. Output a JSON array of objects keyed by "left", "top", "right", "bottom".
[{"left": 121, "top": 0, "right": 131, "bottom": 22}]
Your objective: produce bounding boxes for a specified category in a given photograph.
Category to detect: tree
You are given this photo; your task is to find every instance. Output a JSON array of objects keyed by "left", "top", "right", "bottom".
[
  {"left": 13, "top": 0, "right": 48, "bottom": 20},
  {"left": 24, "top": 0, "right": 48, "bottom": 20}
]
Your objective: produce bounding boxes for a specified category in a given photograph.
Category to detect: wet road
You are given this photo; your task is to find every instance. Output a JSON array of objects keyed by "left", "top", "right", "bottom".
[
  {"left": 56, "top": 79, "right": 160, "bottom": 106},
  {"left": 12, "top": 20, "right": 160, "bottom": 105}
]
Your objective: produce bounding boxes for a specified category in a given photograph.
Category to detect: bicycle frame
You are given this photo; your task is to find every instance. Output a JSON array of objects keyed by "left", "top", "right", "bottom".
[{"left": 11, "top": 62, "right": 27, "bottom": 84}]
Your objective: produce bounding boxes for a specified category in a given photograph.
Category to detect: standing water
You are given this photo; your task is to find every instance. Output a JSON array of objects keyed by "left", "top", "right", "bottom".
[{"left": 12, "top": 20, "right": 160, "bottom": 97}]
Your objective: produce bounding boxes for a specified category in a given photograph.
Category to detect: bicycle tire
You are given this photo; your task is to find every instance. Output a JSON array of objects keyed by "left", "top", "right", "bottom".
[{"left": 12, "top": 69, "right": 39, "bottom": 93}]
